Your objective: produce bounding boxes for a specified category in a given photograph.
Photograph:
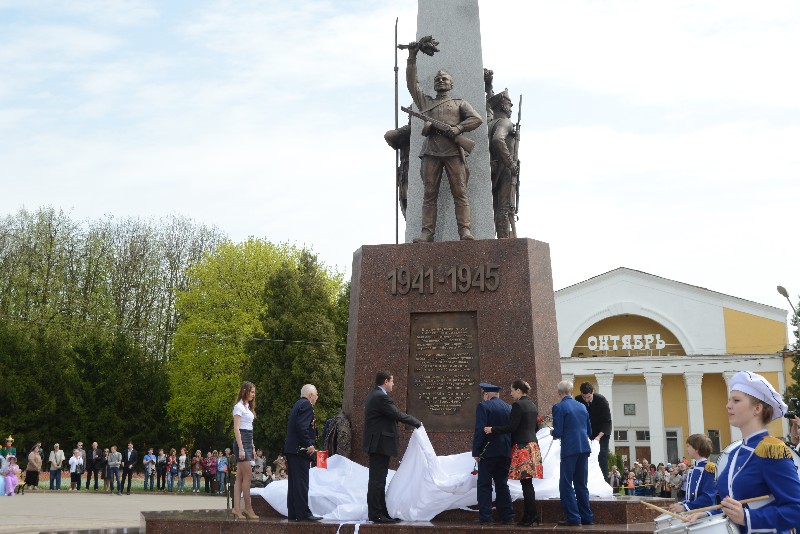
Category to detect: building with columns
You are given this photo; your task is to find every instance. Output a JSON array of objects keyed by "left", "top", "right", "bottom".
[{"left": 556, "top": 268, "right": 793, "bottom": 467}]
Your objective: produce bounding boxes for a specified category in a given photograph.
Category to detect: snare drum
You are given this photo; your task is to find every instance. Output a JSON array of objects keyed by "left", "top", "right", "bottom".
[
  {"left": 654, "top": 512, "right": 686, "bottom": 531},
  {"left": 656, "top": 514, "right": 738, "bottom": 534}
]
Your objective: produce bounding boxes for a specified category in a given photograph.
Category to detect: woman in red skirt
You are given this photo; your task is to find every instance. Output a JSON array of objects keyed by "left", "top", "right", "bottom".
[{"left": 485, "top": 379, "right": 543, "bottom": 526}]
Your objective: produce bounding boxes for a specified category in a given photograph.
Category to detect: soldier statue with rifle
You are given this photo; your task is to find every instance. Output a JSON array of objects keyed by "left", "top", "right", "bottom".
[
  {"left": 401, "top": 36, "right": 483, "bottom": 242},
  {"left": 486, "top": 82, "right": 521, "bottom": 239}
]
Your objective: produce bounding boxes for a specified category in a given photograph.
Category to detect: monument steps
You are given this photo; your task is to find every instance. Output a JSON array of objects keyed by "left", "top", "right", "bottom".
[{"left": 143, "top": 496, "right": 665, "bottom": 533}]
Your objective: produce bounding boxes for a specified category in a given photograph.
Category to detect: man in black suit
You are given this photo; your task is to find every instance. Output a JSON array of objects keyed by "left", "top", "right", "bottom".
[
  {"left": 283, "top": 384, "right": 321, "bottom": 522},
  {"left": 362, "top": 371, "right": 421, "bottom": 523},
  {"left": 574, "top": 382, "right": 612, "bottom": 481},
  {"left": 85, "top": 441, "right": 101, "bottom": 490},
  {"left": 120, "top": 442, "right": 138, "bottom": 495}
]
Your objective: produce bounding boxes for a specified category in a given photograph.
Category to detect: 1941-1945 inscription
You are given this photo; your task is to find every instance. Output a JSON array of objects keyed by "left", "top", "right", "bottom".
[
  {"left": 388, "top": 263, "right": 499, "bottom": 295},
  {"left": 407, "top": 311, "right": 480, "bottom": 431}
]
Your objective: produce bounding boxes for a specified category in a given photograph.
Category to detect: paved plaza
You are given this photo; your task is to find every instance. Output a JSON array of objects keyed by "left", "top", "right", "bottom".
[{"left": 0, "top": 491, "right": 226, "bottom": 534}]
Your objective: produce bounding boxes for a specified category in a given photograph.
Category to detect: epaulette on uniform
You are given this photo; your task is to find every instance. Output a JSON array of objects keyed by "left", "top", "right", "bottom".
[
  {"left": 704, "top": 462, "right": 716, "bottom": 474},
  {"left": 754, "top": 436, "right": 792, "bottom": 460}
]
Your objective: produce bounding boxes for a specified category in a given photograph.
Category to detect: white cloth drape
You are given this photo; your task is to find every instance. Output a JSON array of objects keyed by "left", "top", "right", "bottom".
[{"left": 252, "top": 426, "right": 612, "bottom": 521}]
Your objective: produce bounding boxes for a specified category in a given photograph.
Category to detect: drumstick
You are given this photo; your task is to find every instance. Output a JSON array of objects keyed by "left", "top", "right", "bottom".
[
  {"left": 640, "top": 501, "right": 690, "bottom": 522},
  {"left": 688, "top": 495, "right": 770, "bottom": 515}
]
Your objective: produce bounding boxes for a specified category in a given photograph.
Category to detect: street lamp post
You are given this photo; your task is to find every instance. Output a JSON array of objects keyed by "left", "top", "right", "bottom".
[{"left": 778, "top": 286, "right": 798, "bottom": 315}]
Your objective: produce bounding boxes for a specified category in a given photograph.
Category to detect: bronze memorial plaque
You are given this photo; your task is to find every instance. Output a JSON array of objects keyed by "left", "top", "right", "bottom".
[{"left": 407, "top": 311, "right": 480, "bottom": 431}]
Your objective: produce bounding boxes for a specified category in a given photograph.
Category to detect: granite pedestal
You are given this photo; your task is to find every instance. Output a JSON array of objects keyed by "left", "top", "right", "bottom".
[{"left": 343, "top": 238, "right": 561, "bottom": 468}]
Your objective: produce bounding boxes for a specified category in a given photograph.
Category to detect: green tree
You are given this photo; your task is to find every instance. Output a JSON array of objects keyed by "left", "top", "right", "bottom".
[
  {"left": 166, "top": 238, "right": 298, "bottom": 449},
  {"left": 246, "top": 250, "right": 347, "bottom": 454}
]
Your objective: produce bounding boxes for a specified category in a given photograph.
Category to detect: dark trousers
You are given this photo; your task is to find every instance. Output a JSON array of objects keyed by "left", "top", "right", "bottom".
[
  {"left": 86, "top": 467, "right": 99, "bottom": 490},
  {"left": 286, "top": 453, "right": 312, "bottom": 520},
  {"left": 157, "top": 469, "right": 166, "bottom": 489},
  {"left": 597, "top": 435, "right": 610, "bottom": 481},
  {"left": 120, "top": 467, "right": 133, "bottom": 493},
  {"left": 367, "top": 453, "right": 391, "bottom": 520},
  {"left": 476, "top": 455, "right": 513, "bottom": 523},
  {"left": 559, "top": 453, "right": 592, "bottom": 524}
]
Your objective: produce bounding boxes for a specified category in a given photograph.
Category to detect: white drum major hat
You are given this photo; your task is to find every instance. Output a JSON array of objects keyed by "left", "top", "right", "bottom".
[{"left": 729, "top": 370, "right": 788, "bottom": 421}]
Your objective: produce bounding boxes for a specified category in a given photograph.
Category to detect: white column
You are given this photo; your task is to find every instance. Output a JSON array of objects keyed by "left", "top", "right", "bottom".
[
  {"left": 722, "top": 372, "right": 742, "bottom": 443},
  {"left": 595, "top": 373, "right": 615, "bottom": 451},
  {"left": 643, "top": 372, "right": 666, "bottom": 465},
  {"left": 683, "top": 372, "right": 705, "bottom": 436},
  {"left": 562, "top": 373, "right": 575, "bottom": 386}
]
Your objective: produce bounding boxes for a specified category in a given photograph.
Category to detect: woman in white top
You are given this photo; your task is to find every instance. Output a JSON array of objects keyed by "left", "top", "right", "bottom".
[
  {"left": 177, "top": 447, "right": 188, "bottom": 492},
  {"left": 68, "top": 449, "right": 83, "bottom": 490},
  {"left": 231, "top": 381, "right": 258, "bottom": 520}
]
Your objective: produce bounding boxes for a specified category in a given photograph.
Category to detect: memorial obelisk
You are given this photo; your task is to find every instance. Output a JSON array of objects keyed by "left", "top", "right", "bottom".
[{"left": 344, "top": 0, "right": 561, "bottom": 468}]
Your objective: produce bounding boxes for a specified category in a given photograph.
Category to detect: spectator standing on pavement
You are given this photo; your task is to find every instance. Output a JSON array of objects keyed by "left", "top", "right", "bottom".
[
  {"left": 167, "top": 448, "right": 178, "bottom": 492},
  {"left": 177, "top": 447, "right": 188, "bottom": 492},
  {"left": 120, "top": 442, "right": 138, "bottom": 495},
  {"left": 216, "top": 450, "right": 228, "bottom": 495},
  {"left": 85, "top": 441, "right": 101, "bottom": 491},
  {"left": 191, "top": 450, "right": 203, "bottom": 493},
  {"left": 107, "top": 445, "right": 122, "bottom": 494},
  {"left": 48, "top": 443, "right": 65, "bottom": 490},
  {"left": 75, "top": 442, "right": 86, "bottom": 490},
  {"left": 203, "top": 450, "right": 217, "bottom": 493},
  {"left": 68, "top": 449, "right": 83, "bottom": 491},
  {"left": 101, "top": 448, "right": 110, "bottom": 492},
  {"left": 143, "top": 448, "right": 156, "bottom": 492},
  {"left": 574, "top": 382, "right": 612, "bottom": 481},
  {"left": 156, "top": 449, "right": 167, "bottom": 491},
  {"left": 26, "top": 442, "right": 42, "bottom": 489}
]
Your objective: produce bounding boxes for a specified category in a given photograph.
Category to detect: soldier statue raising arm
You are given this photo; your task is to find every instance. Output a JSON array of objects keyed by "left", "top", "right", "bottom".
[{"left": 403, "top": 36, "right": 483, "bottom": 242}]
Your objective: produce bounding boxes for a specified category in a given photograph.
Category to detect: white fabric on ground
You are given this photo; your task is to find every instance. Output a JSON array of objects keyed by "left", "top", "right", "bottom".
[{"left": 252, "top": 426, "right": 612, "bottom": 521}]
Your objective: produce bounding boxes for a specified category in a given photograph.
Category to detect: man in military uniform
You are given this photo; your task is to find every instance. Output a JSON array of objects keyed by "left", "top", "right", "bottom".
[
  {"left": 487, "top": 89, "right": 519, "bottom": 239},
  {"left": 472, "top": 382, "right": 514, "bottom": 525},
  {"left": 405, "top": 42, "right": 483, "bottom": 242}
]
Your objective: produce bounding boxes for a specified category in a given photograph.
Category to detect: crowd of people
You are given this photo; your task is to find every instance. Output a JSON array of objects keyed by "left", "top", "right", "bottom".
[
  {"left": 5, "top": 370, "right": 800, "bottom": 532},
  {"left": 0, "top": 434, "right": 287, "bottom": 496}
]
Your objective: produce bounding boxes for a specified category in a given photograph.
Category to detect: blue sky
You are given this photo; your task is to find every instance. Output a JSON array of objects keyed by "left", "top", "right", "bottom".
[{"left": 2, "top": 0, "right": 799, "bottom": 330}]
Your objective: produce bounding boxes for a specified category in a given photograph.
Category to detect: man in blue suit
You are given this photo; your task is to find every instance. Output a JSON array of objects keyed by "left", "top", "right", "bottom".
[
  {"left": 551, "top": 380, "right": 594, "bottom": 526},
  {"left": 284, "top": 384, "right": 321, "bottom": 521},
  {"left": 472, "top": 382, "right": 513, "bottom": 525}
]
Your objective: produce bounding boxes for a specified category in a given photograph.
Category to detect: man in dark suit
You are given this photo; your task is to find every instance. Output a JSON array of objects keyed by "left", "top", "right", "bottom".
[
  {"left": 552, "top": 381, "right": 593, "bottom": 526},
  {"left": 362, "top": 371, "right": 421, "bottom": 523},
  {"left": 120, "top": 442, "right": 138, "bottom": 495},
  {"left": 283, "top": 384, "right": 321, "bottom": 521},
  {"left": 472, "top": 382, "right": 513, "bottom": 525},
  {"left": 575, "top": 382, "right": 612, "bottom": 481},
  {"left": 85, "top": 441, "right": 101, "bottom": 491}
]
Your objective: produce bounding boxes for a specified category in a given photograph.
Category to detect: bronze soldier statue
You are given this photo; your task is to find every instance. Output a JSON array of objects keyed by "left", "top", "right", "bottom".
[
  {"left": 384, "top": 124, "right": 411, "bottom": 219},
  {"left": 404, "top": 37, "right": 483, "bottom": 242},
  {"left": 487, "top": 89, "right": 519, "bottom": 239}
]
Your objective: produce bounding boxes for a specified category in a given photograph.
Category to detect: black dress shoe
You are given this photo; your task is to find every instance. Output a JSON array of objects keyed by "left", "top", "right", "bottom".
[
  {"left": 582, "top": 521, "right": 595, "bottom": 525},
  {"left": 371, "top": 516, "right": 395, "bottom": 524},
  {"left": 557, "top": 520, "right": 581, "bottom": 526},
  {"left": 300, "top": 515, "right": 322, "bottom": 521},
  {"left": 388, "top": 516, "right": 402, "bottom": 523}
]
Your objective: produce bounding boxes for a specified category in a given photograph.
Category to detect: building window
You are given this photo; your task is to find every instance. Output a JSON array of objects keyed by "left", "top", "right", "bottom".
[
  {"left": 614, "top": 430, "right": 628, "bottom": 441},
  {"left": 635, "top": 430, "right": 650, "bottom": 441},
  {"left": 623, "top": 403, "right": 636, "bottom": 416},
  {"left": 708, "top": 430, "right": 721, "bottom": 456},
  {"left": 666, "top": 430, "right": 679, "bottom": 464}
]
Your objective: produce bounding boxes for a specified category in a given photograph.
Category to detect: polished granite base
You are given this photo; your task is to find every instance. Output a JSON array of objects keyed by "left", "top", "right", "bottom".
[{"left": 142, "top": 497, "right": 666, "bottom": 533}]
